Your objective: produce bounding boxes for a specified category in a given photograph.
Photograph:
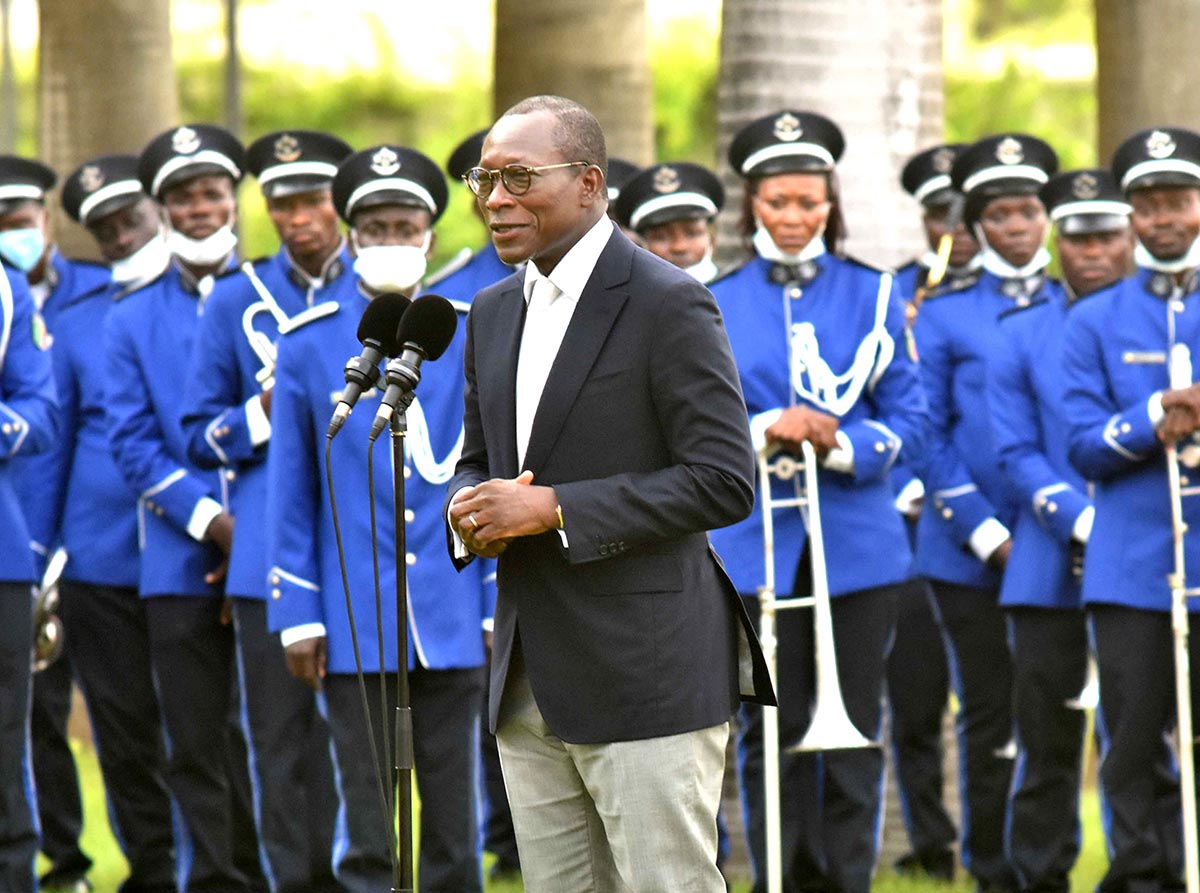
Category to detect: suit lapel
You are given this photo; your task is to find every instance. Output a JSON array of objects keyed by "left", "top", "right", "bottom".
[
  {"left": 521, "top": 235, "right": 633, "bottom": 475},
  {"left": 487, "top": 281, "right": 527, "bottom": 479}
]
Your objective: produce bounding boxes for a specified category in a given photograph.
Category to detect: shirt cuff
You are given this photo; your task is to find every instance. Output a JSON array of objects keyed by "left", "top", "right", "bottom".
[
  {"left": 894, "top": 477, "right": 925, "bottom": 518},
  {"left": 749, "top": 408, "right": 784, "bottom": 454},
  {"left": 447, "top": 486, "right": 472, "bottom": 560},
  {"left": 186, "top": 497, "right": 225, "bottom": 543},
  {"left": 1072, "top": 505, "right": 1095, "bottom": 543},
  {"left": 821, "top": 430, "right": 855, "bottom": 475},
  {"left": 1149, "top": 391, "right": 1166, "bottom": 428},
  {"left": 280, "top": 622, "right": 326, "bottom": 648},
  {"left": 244, "top": 394, "right": 272, "bottom": 447},
  {"left": 482, "top": 617, "right": 494, "bottom": 633},
  {"left": 969, "top": 517, "right": 1011, "bottom": 562}
]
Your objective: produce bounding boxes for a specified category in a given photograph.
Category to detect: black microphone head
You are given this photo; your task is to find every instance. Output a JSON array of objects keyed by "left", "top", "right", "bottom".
[
  {"left": 395, "top": 295, "right": 458, "bottom": 361},
  {"left": 356, "top": 293, "right": 411, "bottom": 357}
]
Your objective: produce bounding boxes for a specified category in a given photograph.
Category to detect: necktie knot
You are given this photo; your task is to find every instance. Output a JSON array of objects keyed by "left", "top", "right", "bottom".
[{"left": 530, "top": 277, "right": 560, "bottom": 310}]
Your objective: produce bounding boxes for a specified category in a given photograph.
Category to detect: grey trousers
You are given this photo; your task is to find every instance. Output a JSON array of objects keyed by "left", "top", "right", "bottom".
[{"left": 496, "top": 654, "right": 729, "bottom": 893}]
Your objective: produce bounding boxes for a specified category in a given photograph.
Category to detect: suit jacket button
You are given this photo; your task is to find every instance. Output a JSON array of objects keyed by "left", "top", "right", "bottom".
[{"left": 598, "top": 544, "right": 609, "bottom": 557}]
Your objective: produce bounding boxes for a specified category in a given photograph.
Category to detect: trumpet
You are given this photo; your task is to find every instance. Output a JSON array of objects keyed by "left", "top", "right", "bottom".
[
  {"left": 1165, "top": 343, "right": 1199, "bottom": 893},
  {"left": 756, "top": 440, "right": 874, "bottom": 893}
]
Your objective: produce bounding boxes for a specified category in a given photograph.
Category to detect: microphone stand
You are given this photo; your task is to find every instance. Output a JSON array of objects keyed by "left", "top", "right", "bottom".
[{"left": 390, "top": 393, "right": 417, "bottom": 893}]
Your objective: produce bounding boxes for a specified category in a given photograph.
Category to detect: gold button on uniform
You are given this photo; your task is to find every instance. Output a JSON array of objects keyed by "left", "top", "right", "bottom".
[
  {"left": 271, "top": 588, "right": 281, "bottom": 600},
  {"left": 404, "top": 509, "right": 415, "bottom": 522},
  {"left": 874, "top": 442, "right": 886, "bottom": 453},
  {"left": 225, "top": 470, "right": 237, "bottom": 482},
  {"left": 405, "top": 552, "right": 417, "bottom": 566},
  {"left": 942, "top": 507, "right": 953, "bottom": 520}
]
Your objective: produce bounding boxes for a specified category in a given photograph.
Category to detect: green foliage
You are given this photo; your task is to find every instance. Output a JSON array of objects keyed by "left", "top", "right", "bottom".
[{"left": 651, "top": 22, "right": 719, "bottom": 167}]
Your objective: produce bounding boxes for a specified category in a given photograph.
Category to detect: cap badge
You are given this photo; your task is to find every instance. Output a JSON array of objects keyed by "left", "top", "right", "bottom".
[
  {"left": 773, "top": 113, "right": 803, "bottom": 143},
  {"left": 1146, "top": 130, "right": 1177, "bottom": 159},
  {"left": 370, "top": 146, "right": 400, "bottom": 177},
  {"left": 653, "top": 166, "right": 680, "bottom": 194},
  {"left": 1071, "top": 172, "right": 1100, "bottom": 200},
  {"left": 932, "top": 147, "right": 955, "bottom": 174},
  {"left": 77, "top": 165, "right": 105, "bottom": 193},
  {"left": 273, "top": 134, "right": 302, "bottom": 163},
  {"left": 995, "top": 137, "right": 1024, "bottom": 166},
  {"left": 171, "top": 126, "right": 201, "bottom": 155}
]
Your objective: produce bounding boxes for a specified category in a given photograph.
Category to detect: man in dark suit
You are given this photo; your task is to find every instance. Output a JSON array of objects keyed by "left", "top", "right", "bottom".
[{"left": 444, "top": 95, "right": 774, "bottom": 892}]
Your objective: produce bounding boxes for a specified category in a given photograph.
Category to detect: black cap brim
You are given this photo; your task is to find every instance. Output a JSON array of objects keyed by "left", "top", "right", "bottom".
[
  {"left": 262, "top": 176, "right": 333, "bottom": 200},
  {"left": 84, "top": 191, "right": 145, "bottom": 226},
  {"left": 350, "top": 189, "right": 434, "bottom": 218},
  {"left": 636, "top": 206, "right": 713, "bottom": 232},
  {"left": 1058, "top": 213, "right": 1130, "bottom": 236},
  {"left": 159, "top": 162, "right": 237, "bottom": 195}
]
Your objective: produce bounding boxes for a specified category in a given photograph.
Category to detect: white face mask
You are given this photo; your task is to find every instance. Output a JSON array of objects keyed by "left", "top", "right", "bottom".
[
  {"left": 166, "top": 223, "right": 238, "bottom": 267},
  {"left": 752, "top": 224, "right": 826, "bottom": 264},
  {"left": 111, "top": 228, "right": 172, "bottom": 286},
  {"left": 682, "top": 249, "right": 719, "bottom": 284},
  {"left": 352, "top": 230, "right": 431, "bottom": 293}
]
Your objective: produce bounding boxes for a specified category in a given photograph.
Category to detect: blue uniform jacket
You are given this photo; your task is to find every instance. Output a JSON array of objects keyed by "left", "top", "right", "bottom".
[
  {"left": 23, "top": 282, "right": 140, "bottom": 587},
  {"left": 912, "top": 270, "right": 1063, "bottom": 587},
  {"left": 1064, "top": 268, "right": 1200, "bottom": 613},
  {"left": 180, "top": 246, "right": 352, "bottom": 600},
  {"left": 0, "top": 262, "right": 58, "bottom": 583},
  {"left": 40, "top": 253, "right": 111, "bottom": 330},
  {"left": 426, "top": 242, "right": 513, "bottom": 304},
  {"left": 104, "top": 264, "right": 227, "bottom": 597},
  {"left": 708, "top": 253, "right": 928, "bottom": 598},
  {"left": 989, "top": 292, "right": 1089, "bottom": 609},
  {"left": 266, "top": 281, "right": 491, "bottom": 673}
]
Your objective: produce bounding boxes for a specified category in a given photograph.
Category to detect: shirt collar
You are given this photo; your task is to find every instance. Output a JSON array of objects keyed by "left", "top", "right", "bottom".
[
  {"left": 284, "top": 237, "right": 347, "bottom": 290},
  {"left": 523, "top": 215, "right": 614, "bottom": 305}
]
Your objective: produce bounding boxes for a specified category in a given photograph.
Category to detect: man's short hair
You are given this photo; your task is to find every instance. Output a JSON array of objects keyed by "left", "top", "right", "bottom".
[{"left": 500, "top": 95, "right": 608, "bottom": 178}]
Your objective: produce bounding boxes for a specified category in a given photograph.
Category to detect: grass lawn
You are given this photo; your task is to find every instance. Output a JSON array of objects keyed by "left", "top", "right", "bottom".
[{"left": 62, "top": 734, "right": 1110, "bottom": 892}]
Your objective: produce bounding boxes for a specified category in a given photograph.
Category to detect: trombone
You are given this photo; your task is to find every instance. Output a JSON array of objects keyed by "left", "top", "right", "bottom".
[
  {"left": 757, "top": 439, "right": 874, "bottom": 893},
  {"left": 1165, "top": 343, "right": 1199, "bottom": 893}
]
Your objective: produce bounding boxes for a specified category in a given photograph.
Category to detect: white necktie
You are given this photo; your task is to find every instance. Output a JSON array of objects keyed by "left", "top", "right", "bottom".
[{"left": 515, "top": 277, "right": 566, "bottom": 467}]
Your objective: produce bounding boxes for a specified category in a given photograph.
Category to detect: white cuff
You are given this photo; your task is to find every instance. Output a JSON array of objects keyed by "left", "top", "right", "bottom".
[
  {"left": 969, "top": 517, "right": 1011, "bottom": 562},
  {"left": 186, "top": 497, "right": 225, "bottom": 542},
  {"left": 748, "top": 408, "right": 784, "bottom": 453},
  {"left": 280, "top": 622, "right": 326, "bottom": 648},
  {"left": 1149, "top": 391, "right": 1166, "bottom": 428},
  {"left": 894, "top": 477, "right": 926, "bottom": 518},
  {"left": 821, "top": 430, "right": 855, "bottom": 475},
  {"left": 245, "top": 394, "right": 272, "bottom": 447},
  {"left": 448, "top": 486, "right": 472, "bottom": 560},
  {"left": 1072, "top": 505, "right": 1095, "bottom": 543},
  {"left": 482, "top": 617, "right": 494, "bottom": 633}
]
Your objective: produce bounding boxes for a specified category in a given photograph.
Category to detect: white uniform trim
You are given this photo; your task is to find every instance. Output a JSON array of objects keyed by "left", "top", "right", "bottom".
[
  {"left": 141, "top": 468, "right": 187, "bottom": 500},
  {"left": 1121, "top": 158, "right": 1200, "bottom": 190},
  {"left": 1050, "top": 200, "right": 1131, "bottom": 221},
  {"left": 0, "top": 402, "right": 29, "bottom": 458},
  {"left": 257, "top": 161, "right": 338, "bottom": 185},
  {"left": 741, "top": 142, "right": 834, "bottom": 175},
  {"left": 962, "top": 164, "right": 1049, "bottom": 194},
  {"left": 271, "top": 566, "right": 320, "bottom": 592},
  {"left": 0, "top": 183, "right": 43, "bottom": 202},
  {"left": 346, "top": 178, "right": 437, "bottom": 218},
  {"left": 279, "top": 301, "right": 338, "bottom": 334},
  {"left": 151, "top": 151, "right": 241, "bottom": 197},
  {"left": 628, "top": 192, "right": 717, "bottom": 230},
  {"left": 1102, "top": 414, "right": 1143, "bottom": 461},
  {"left": 0, "top": 264, "right": 12, "bottom": 377},
  {"left": 933, "top": 483, "right": 979, "bottom": 500},
  {"left": 913, "top": 175, "right": 953, "bottom": 205},
  {"left": 1032, "top": 481, "right": 1071, "bottom": 513},
  {"left": 203, "top": 414, "right": 232, "bottom": 465},
  {"left": 78, "top": 180, "right": 142, "bottom": 224}
]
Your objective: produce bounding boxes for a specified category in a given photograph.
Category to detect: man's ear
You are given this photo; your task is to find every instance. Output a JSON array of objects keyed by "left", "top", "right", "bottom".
[{"left": 579, "top": 164, "right": 607, "bottom": 206}]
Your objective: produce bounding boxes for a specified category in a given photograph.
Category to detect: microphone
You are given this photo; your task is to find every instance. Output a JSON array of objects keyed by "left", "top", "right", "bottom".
[
  {"left": 368, "top": 295, "right": 458, "bottom": 440},
  {"left": 327, "top": 293, "right": 411, "bottom": 438}
]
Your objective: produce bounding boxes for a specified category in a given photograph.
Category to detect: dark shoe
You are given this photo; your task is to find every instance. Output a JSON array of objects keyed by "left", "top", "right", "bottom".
[
  {"left": 895, "top": 848, "right": 956, "bottom": 882},
  {"left": 487, "top": 858, "right": 522, "bottom": 883}
]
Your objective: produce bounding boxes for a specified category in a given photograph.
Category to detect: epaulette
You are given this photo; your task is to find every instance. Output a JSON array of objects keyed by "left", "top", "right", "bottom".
[
  {"left": 279, "top": 300, "right": 338, "bottom": 334},
  {"left": 998, "top": 298, "right": 1048, "bottom": 321},
  {"left": 707, "top": 258, "right": 751, "bottom": 287},
  {"left": 844, "top": 255, "right": 892, "bottom": 275},
  {"left": 922, "top": 273, "right": 981, "bottom": 303},
  {"left": 57, "top": 279, "right": 111, "bottom": 314},
  {"left": 425, "top": 247, "right": 474, "bottom": 286},
  {"left": 214, "top": 256, "right": 269, "bottom": 280},
  {"left": 448, "top": 298, "right": 471, "bottom": 315},
  {"left": 112, "top": 269, "right": 168, "bottom": 301}
]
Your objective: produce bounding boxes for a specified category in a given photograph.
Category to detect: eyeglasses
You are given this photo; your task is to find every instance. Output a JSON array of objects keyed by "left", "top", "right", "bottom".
[{"left": 462, "top": 162, "right": 591, "bottom": 198}]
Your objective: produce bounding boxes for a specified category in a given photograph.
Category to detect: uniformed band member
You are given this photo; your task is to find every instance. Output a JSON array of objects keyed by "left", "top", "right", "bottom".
[
  {"left": 0, "top": 154, "right": 110, "bottom": 893},
  {"left": 19, "top": 154, "right": 178, "bottom": 893},
  {"left": 435, "top": 129, "right": 517, "bottom": 883},
  {"left": 913, "top": 133, "right": 1061, "bottom": 893},
  {"left": 267, "top": 144, "right": 488, "bottom": 893},
  {"left": 987, "top": 169, "right": 1130, "bottom": 893},
  {"left": 1064, "top": 127, "right": 1200, "bottom": 893},
  {"left": 180, "top": 129, "right": 352, "bottom": 893},
  {"left": 613, "top": 160, "right": 725, "bottom": 283},
  {"left": 709, "top": 110, "right": 929, "bottom": 893},
  {"left": 885, "top": 143, "right": 976, "bottom": 882},
  {"left": 604, "top": 156, "right": 642, "bottom": 241},
  {"left": 0, "top": 257, "right": 58, "bottom": 893},
  {"left": 106, "top": 124, "right": 266, "bottom": 893}
]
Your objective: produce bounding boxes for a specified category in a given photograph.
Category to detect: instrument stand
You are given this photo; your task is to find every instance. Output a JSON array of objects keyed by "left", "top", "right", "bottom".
[{"left": 391, "top": 402, "right": 416, "bottom": 893}]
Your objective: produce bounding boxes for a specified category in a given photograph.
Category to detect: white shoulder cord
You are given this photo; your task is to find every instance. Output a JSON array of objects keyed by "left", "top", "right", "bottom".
[
  {"left": 404, "top": 395, "right": 464, "bottom": 484},
  {"left": 788, "top": 271, "right": 895, "bottom": 417},
  {"left": 0, "top": 267, "right": 12, "bottom": 377}
]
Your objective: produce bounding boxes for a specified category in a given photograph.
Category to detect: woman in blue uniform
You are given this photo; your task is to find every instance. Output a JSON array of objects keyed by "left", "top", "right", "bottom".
[{"left": 708, "top": 110, "right": 928, "bottom": 893}]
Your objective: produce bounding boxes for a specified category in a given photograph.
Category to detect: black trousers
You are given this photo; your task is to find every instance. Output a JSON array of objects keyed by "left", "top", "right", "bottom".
[
  {"left": 929, "top": 579, "right": 1017, "bottom": 890},
  {"left": 30, "top": 651, "right": 91, "bottom": 882},
  {"left": 1005, "top": 606, "right": 1089, "bottom": 893},
  {"left": 231, "top": 598, "right": 341, "bottom": 893},
  {"left": 1091, "top": 605, "right": 1200, "bottom": 893},
  {"left": 0, "top": 582, "right": 37, "bottom": 893},
  {"left": 739, "top": 582, "right": 899, "bottom": 893},
  {"left": 885, "top": 576, "right": 955, "bottom": 858},
  {"left": 324, "top": 667, "right": 484, "bottom": 893},
  {"left": 479, "top": 640, "right": 520, "bottom": 868},
  {"left": 58, "top": 581, "right": 175, "bottom": 893},
  {"left": 144, "top": 596, "right": 266, "bottom": 893}
]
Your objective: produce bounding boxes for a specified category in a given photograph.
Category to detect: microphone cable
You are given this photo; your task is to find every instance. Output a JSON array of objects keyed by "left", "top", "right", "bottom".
[
  {"left": 324, "top": 432, "right": 402, "bottom": 888},
  {"left": 366, "top": 432, "right": 396, "bottom": 847}
]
